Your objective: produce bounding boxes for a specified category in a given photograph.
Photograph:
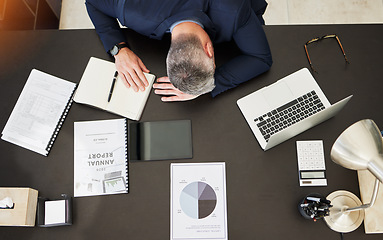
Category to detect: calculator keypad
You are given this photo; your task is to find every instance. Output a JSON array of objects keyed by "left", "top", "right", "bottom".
[{"left": 297, "top": 140, "right": 325, "bottom": 171}]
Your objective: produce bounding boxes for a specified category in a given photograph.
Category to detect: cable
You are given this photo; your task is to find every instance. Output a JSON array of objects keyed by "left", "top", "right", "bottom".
[{"left": 340, "top": 232, "right": 344, "bottom": 240}]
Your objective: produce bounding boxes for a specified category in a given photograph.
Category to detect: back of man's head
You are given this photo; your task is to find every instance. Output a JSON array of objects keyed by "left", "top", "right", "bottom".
[{"left": 166, "top": 34, "right": 215, "bottom": 96}]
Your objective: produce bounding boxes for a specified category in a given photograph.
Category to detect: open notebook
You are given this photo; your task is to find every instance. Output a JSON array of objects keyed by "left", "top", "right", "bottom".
[{"left": 74, "top": 57, "right": 156, "bottom": 121}]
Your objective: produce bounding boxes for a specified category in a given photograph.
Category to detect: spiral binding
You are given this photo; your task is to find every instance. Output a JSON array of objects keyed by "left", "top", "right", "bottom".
[
  {"left": 45, "top": 85, "right": 77, "bottom": 155},
  {"left": 124, "top": 118, "right": 129, "bottom": 193}
]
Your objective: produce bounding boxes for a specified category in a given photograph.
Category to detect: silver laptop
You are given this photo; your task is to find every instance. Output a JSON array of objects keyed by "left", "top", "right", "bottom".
[{"left": 237, "top": 68, "right": 352, "bottom": 151}]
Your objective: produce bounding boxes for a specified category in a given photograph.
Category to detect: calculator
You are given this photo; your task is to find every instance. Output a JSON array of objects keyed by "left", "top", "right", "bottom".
[{"left": 296, "top": 140, "right": 327, "bottom": 186}]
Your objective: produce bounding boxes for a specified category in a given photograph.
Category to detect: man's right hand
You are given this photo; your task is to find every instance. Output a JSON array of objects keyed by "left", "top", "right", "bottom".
[{"left": 114, "top": 47, "right": 150, "bottom": 92}]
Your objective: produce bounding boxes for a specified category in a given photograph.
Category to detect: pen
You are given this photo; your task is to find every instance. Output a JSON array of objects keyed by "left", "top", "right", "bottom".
[{"left": 108, "top": 71, "right": 118, "bottom": 102}]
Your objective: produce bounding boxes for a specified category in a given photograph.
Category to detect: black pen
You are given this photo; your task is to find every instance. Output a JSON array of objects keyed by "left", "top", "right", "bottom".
[{"left": 108, "top": 71, "right": 118, "bottom": 102}]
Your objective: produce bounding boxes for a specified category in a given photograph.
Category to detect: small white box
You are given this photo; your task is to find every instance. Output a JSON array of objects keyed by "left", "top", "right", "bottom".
[{"left": 37, "top": 195, "right": 72, "bottom": 227}]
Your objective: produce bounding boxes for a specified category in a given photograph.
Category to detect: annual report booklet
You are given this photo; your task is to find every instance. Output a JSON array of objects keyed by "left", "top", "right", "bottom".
[
  {"left": 74, "top": 118, "right": 129, "bottom": 197},
  {"left": 1, "top": 69, "right": 76, "bottom": 156},
  {"left": 74, "top": 57, "right": 156, "bottom": 121}
]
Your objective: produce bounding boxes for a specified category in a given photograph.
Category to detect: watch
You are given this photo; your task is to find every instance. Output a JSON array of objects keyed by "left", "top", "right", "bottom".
[{"left": 110, "top": 43, "right": 128, "bottom": 56}]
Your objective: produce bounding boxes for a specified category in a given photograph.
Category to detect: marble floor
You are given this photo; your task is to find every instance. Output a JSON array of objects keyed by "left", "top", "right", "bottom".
[
  {"left": 264, "top": 0, "right": 383, "bottom": 25},
  {"left": 59, "top": 0, "right": 383, "bottom": 29}
]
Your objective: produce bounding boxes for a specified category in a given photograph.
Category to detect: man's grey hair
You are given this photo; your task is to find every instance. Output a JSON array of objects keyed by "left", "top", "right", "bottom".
[{"left": 166, "top": 34, "right": 215, "bottom": 96}]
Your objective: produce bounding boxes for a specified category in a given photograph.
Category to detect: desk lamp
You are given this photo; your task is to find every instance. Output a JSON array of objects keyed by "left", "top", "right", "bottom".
[{"left": 324, "top": 119, "right": 383, "bottom": 233}]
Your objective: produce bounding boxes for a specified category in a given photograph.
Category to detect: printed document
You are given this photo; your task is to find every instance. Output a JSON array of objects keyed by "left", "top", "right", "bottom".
[
  {"left": 170, "top": 162, "right": 227, "bottom": 240},
  {"left": 74, "top": 119, "right": 128, "bottom": 197},
  {"left": 1, "top": 69, "right": 76, "bottom": 156}
]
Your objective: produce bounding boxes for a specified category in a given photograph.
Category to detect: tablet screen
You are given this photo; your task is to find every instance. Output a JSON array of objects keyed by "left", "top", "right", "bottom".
[{"left": 129, "top": 120, "right": 193, "bottom": 161}]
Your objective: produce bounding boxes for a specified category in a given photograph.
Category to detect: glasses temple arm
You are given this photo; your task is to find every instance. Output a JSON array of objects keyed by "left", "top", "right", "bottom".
[
  {"left": 304, "top": 44, "right": 316, "bottom": 72},
  {"left": 335, "top": 36, "right": 349, "bottom": 63}
]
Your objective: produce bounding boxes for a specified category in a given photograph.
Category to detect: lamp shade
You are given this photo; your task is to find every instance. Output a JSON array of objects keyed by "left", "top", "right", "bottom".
[{"left": 330, "top": 119, "right": 383, "bottom": 182}]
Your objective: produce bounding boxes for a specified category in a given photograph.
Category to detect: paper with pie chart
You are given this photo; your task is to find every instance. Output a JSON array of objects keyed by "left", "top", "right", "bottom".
[{"left": 171, "top": 162, "right": 227, "bottom": 240}]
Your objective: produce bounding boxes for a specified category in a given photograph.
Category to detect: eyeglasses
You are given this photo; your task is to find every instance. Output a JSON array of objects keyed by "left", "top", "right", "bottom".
[{"left": 304, "top": 34, "right": 349, "bottom": 73}]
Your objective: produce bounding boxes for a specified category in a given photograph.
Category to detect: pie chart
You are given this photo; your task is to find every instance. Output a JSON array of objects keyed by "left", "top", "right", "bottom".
[{"left": 179, "top": 181, "right": 217, "bottom": 219}]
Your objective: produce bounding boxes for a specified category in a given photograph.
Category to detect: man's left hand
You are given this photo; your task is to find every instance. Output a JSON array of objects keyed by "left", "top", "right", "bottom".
[{"left": 153, "top": 77, "right": 199, "bottom": 102}]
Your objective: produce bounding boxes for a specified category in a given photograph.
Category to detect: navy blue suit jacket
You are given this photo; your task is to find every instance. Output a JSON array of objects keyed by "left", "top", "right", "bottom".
[{"left": 86, "top": 0, "right": 272, "bottom": 97}]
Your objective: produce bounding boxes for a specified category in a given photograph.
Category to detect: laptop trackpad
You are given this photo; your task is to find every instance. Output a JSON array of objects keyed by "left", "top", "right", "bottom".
[{"left": 262, "top": 81, "right": 294, "bottom": 109}]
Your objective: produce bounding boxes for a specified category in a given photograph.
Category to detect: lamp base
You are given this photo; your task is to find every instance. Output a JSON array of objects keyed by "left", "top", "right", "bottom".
[{"left": 324, "top": 190, "right": 364, "bottom": 233}]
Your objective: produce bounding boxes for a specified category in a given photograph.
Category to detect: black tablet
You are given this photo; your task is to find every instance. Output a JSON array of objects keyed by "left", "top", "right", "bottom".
[{"left": 129, "top": 120, "right": 193, "bottom": 161}]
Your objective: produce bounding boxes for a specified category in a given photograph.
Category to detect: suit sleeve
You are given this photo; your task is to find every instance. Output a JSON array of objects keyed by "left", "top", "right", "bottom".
[
  {"left": 85, "top": 0, "right": 127, "bottom": 53},
  {"left": 211, "top": 6, "right": 272, "bottom": 97}
]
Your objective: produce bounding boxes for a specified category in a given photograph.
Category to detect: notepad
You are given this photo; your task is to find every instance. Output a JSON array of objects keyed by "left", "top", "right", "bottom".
[
  {"left": 44, "top": 200, "right": 66, "bottom": 225},
  {"left": 1, "top": 69, "right": 76, "bottom": 156},
  {"left": 74, "top": 57, "right": 156, "bottom": 121}
]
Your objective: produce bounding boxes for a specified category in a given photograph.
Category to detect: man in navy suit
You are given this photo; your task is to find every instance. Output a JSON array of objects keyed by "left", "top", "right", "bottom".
[{"left": 86, "top": 0, "right": 272, "bottom": 101}]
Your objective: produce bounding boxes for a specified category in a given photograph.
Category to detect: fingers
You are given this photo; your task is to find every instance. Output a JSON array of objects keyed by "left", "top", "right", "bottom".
[
  {"left": 154, "top": 89, "right": 179, "bottom": 96},
  {"left": 117, "top": 65, "right": 148, "bottom": 92},
  {"left": 138, "top": 58, "right": 150, "bottom": 73},
  {"left": 115, "top": 48, "right": 150, "bottom": 92},
  {"left": 119, "top": 73, "right": 131, "bottom": 88},
  {"left": 153, "top": 77, "right": 199, "bottom": 102},
  {"left": 153, "top": 77, "right": 176, "bottom": 91},
  {"left": 156, "top": 76, "right": 170, "bottom": 83},
  {"left": 153, "top": 79, "right": 183, "bottom": 99},
  {"left": 153, "top": 83, "right": 174, "bottom": 90},
  {"left": 160, "top": 94, "right": 198, "bottom": 102},
  {"left": 128, "top": 69, "right": 146, "bottom": 91},
  {"left": 135, "top": 69, "right": 149, "bottom": 88},
  {"left": 133, "top": 58, "right": 149, "bottom": 88},
  {"left": 119, "top": 71, "right": 139, "bottom": 91},
  {"left": 153, "top": 77, "right": 173, "bottom": 88},
  {"left": 160, "top": 96, "right": 183, "bottom": 102}
]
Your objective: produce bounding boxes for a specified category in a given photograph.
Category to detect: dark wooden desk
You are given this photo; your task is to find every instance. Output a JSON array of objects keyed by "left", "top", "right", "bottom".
[{"left": 1, "top": 24, "right": 383, "bottom": 240}]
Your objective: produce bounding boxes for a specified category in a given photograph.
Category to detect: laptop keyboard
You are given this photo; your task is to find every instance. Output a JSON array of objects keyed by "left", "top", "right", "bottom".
[{"left": 254, "top": 90, "right": 325, "bottom": 142}]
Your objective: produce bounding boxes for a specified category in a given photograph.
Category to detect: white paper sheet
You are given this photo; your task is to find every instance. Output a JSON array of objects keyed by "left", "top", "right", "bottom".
[
  {"left": 1, "top": 69, "right": 76, "bottom": 155},
  {"left": 170, "top": 162, "right": 227, "bottom": 240},
  {"left": 45, "top": 200, "right": 66, "bottom": 225}
]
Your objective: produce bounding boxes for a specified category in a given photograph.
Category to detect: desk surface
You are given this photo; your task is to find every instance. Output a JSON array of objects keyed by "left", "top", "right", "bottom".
[{"left": 1, "top": 24, "right": 383, "bottom": 240}]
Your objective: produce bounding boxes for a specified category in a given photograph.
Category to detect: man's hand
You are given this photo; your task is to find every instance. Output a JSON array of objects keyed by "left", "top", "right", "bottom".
[
  {"left": 114, "top": 47, "right": 150, "bottom": 92},
  {"left": 153, "top": 77, "right": 199, "bottom": 102}
]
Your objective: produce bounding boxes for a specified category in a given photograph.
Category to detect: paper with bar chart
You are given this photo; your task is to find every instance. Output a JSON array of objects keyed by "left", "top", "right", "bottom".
[{"left": 170, "top": 162, "right": 227, "bottom": 240}]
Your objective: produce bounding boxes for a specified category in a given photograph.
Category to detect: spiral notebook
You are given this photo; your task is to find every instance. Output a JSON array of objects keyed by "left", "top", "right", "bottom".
[
  {"left": 1, "top": 69, "right": 76, "bottom": 156},
  {"left": 73, "top": 118, "right": 129, "bottom": 197}
]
